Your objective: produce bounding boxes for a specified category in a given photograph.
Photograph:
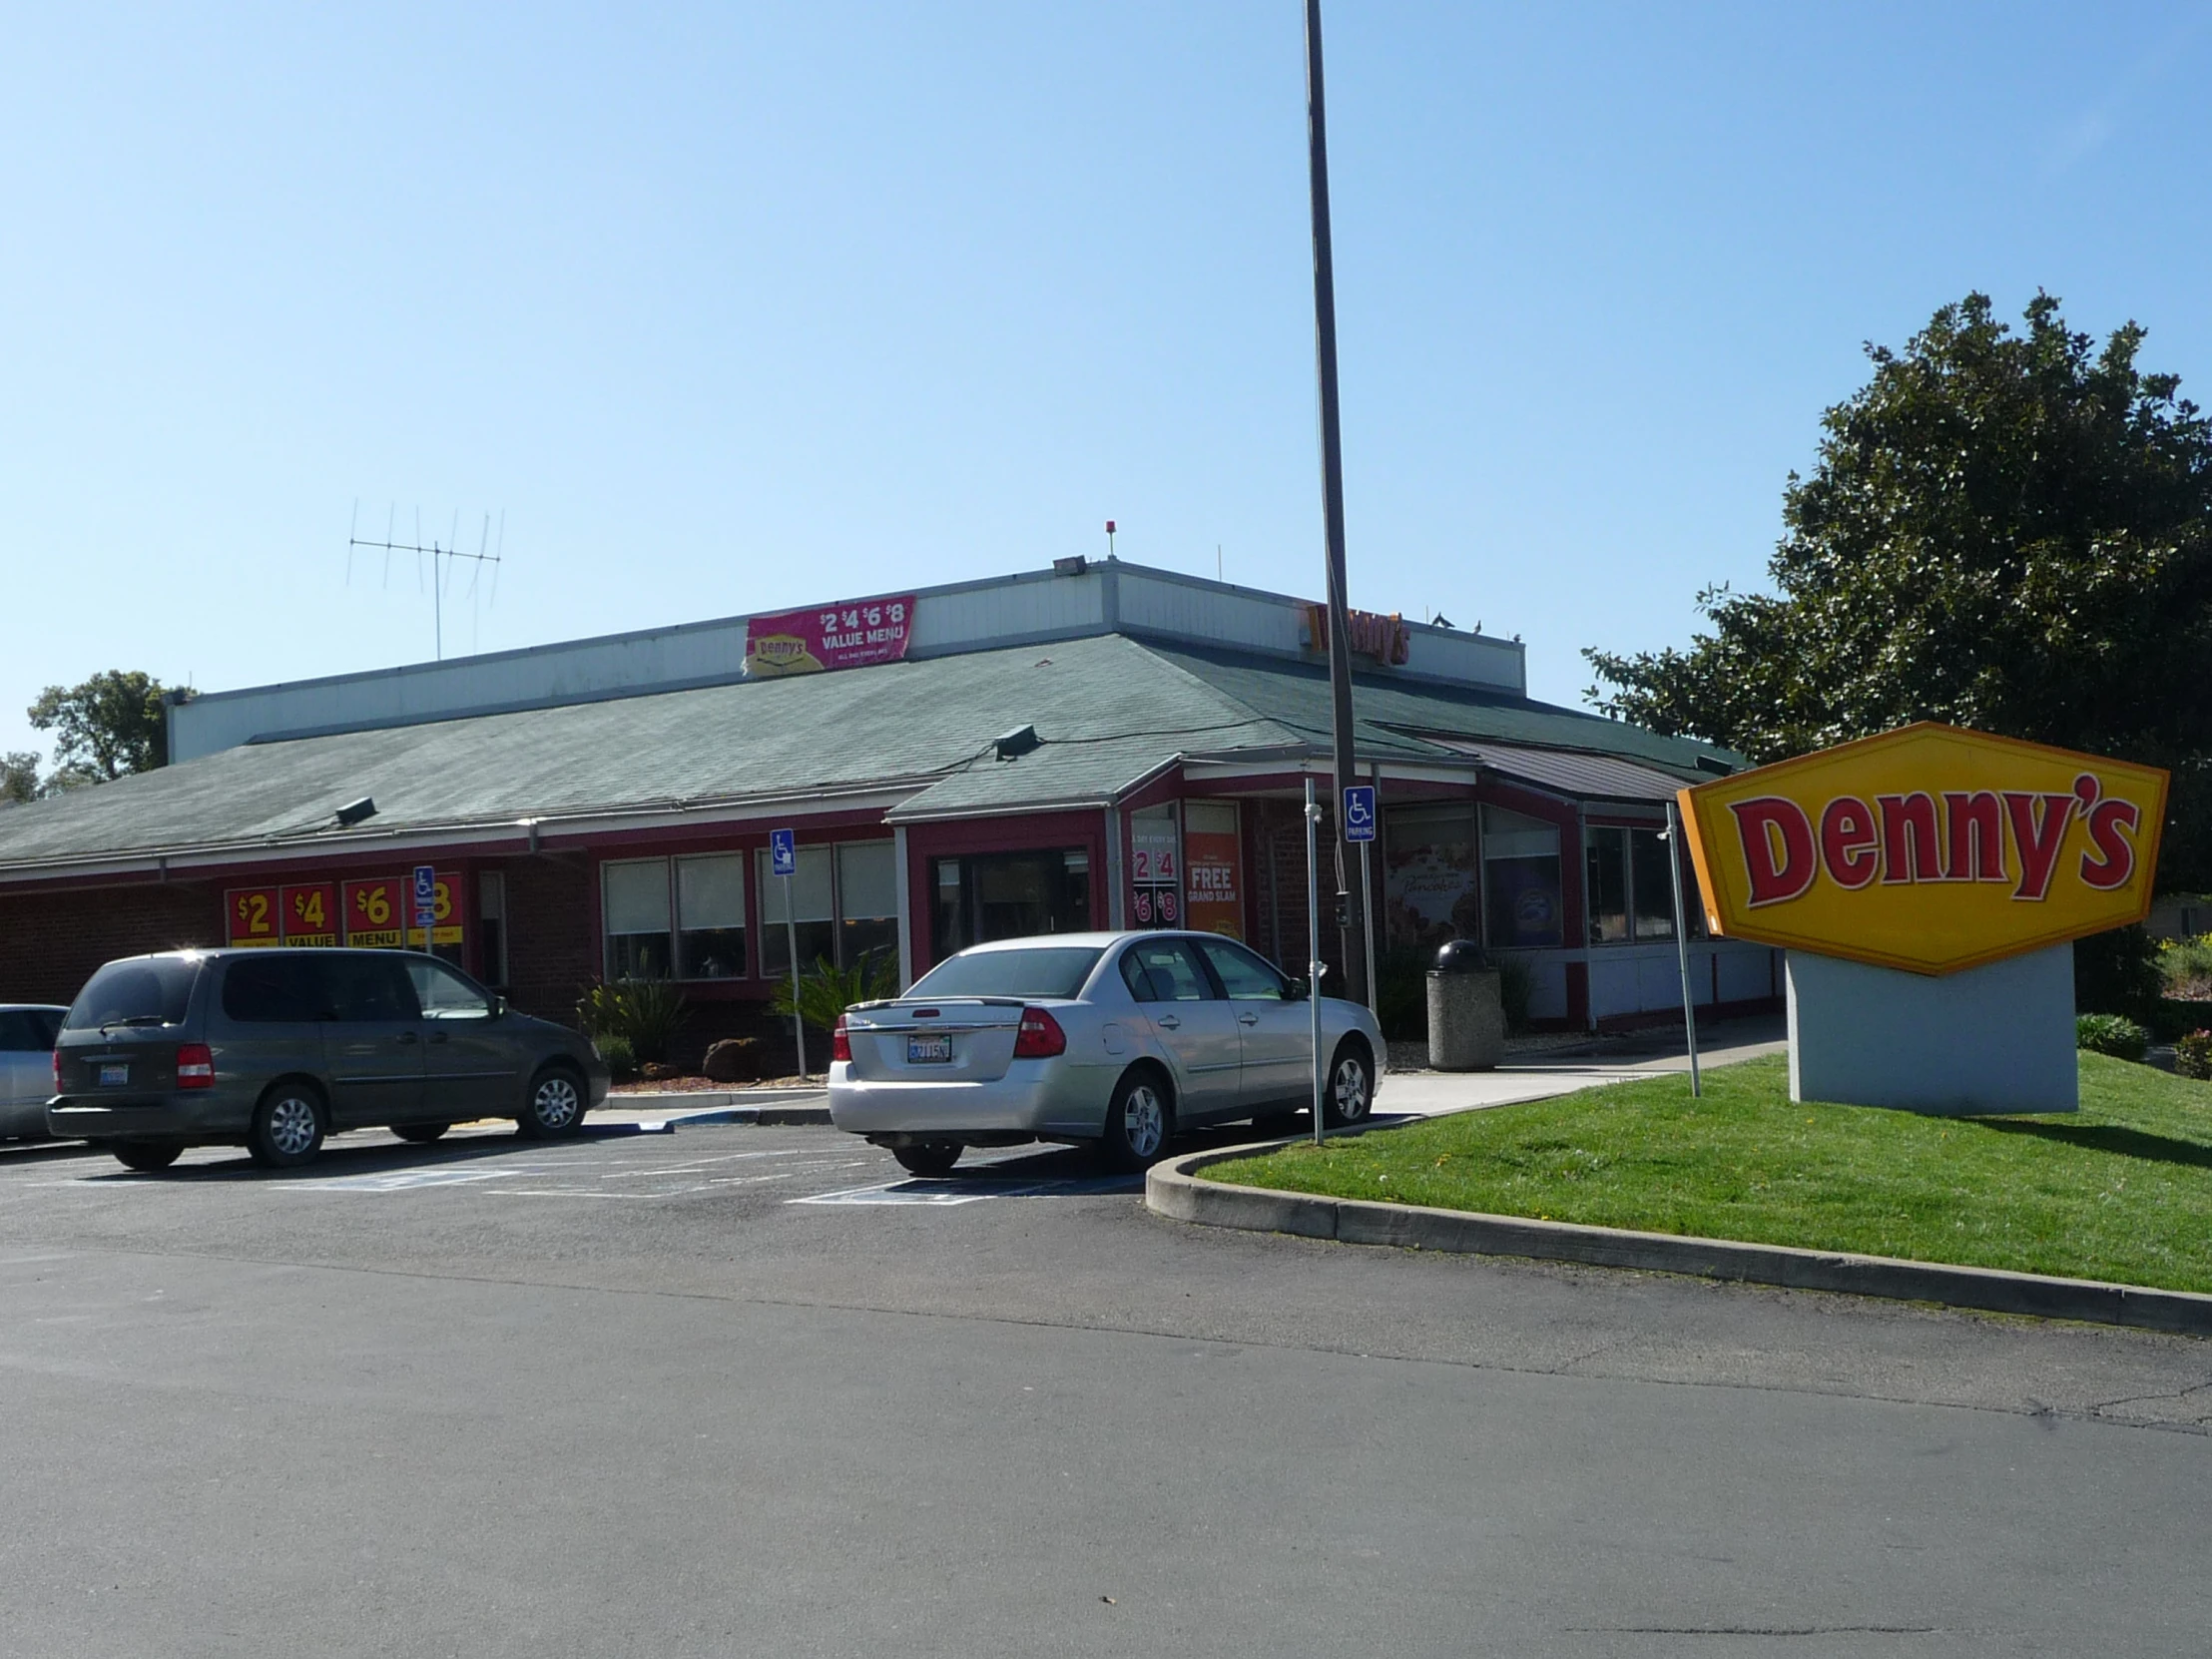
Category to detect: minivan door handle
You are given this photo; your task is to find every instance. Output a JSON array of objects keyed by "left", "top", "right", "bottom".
[
  {"left": 1237, "top": 1013, "right": 1259, "bottom": 1026},
  {"left": 1157, "top": 1015, "right": 1181, "bottom": 1030}
]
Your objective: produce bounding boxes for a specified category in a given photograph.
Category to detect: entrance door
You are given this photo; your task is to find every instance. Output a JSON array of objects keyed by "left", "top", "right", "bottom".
[
  {"left": 1117, "top": 936, "right": 1241, "bottom": 1122},
  {"left": 1192, "top": 936, "right": 1312, "bottom": 1107}
]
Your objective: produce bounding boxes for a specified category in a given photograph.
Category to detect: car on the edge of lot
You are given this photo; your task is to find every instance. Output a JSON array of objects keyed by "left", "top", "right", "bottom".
[
  {"left": 47, "top": 949, "right": 610, "bottom": 1173},
  {"left": 0, "top": 1003, "right": 68, "bottom": 1141},
  {"left": 828, "top": 929, "right": 1383, "bottom": 1176}
]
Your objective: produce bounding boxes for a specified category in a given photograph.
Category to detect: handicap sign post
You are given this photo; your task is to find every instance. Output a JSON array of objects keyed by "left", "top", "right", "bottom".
[
  {"left": 770, "top": 830, "right": 805, "bottom": 1076},
  {"left": 1342, "top": 784, "right": 1380, "bottom": 1023},
  {"left": 1341, "top": 786, "right": 1377, "bottom": 843},
  {"left": 410, "top": 863, "right": 438, "bottom": 947}
]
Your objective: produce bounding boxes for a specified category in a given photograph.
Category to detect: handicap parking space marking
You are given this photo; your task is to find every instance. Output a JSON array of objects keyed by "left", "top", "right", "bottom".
[
  {"left": 282, "top": 1168, "right": 527, "bottom": 1193},
  {"left": 793, "top": 1171, "right": 1143, "bottom": 1207}
]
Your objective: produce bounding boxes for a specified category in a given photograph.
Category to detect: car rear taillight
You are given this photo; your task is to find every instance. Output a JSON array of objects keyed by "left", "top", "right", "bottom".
[
  {"left": 830, "top": 1014, "right": 851, "bottom": 1064},
  {"left": 176, "top": 1043, "right": 216, "bottom": 1090},
  {"left": 52, "top": 1049, "right": 63, "bottom": 1096},
  {"left": 1012, "top": 1007, "right": 1066, "bottom": 1059}
]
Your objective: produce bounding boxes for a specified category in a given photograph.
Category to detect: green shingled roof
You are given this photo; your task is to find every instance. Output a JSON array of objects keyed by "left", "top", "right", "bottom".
[{"left": 0, "top": 631, "right": 1731, "bottom": 874}]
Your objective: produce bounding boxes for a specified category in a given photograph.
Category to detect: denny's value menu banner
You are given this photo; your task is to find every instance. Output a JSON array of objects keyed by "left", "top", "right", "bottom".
[
  {"left": 1677, "top": 724, "right": 2167, "bottom": 976},
  {"left": 228, "top": 871, "right": 464, "bottom": 951},
  {"left": 744, "top": 596, "right": 914, "bottom": 678}
]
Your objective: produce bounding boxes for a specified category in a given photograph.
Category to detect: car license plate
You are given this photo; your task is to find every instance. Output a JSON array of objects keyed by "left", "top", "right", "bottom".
[
  {"left": 99, "top": 1063, "right": 130, "bottom": 1087},
  {"left": 906, "top": 1035, "right": 952, "bottom": 1065}
]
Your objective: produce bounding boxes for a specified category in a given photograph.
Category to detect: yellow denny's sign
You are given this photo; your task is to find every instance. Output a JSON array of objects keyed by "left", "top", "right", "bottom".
[{"left": 1677, "top": 724, "right": 2167, "bottom": 975}]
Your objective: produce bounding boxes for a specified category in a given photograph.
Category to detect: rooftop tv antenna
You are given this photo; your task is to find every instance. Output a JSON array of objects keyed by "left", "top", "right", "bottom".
[{"left": 347, "top": 502, "right": 505, "bottom": 660}]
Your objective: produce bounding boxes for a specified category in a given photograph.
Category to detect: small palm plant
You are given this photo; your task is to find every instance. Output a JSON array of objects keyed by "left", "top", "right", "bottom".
[
  {"left": 575, "top": 978, "right": 691, "bottom": 1065},
  {"left": 770, "top": 951, "right": 899, "bottom": 1034}
]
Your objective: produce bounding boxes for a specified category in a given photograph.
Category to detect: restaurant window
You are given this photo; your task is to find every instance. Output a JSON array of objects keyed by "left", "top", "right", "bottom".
[
  {"left": 1630, "top": 827, "right": 1679, "bottom": 940},
  {"left": 677, "top": 853, "right": 748, "bottom": 979},
  {"left": 1384, "top": 804, "right": 1478, "bottom": 950},
  {"left": 1585, "top": 827, "right": 1630, "bottom": 943},
  {"left": 758, "top": 845, "right": 834, "bottom": 977},
  {"left": 602, "top": 858, "right": 673, "bottom": 980},
  {"left": 836, "top": 841, "right": 899, "bottom": 971},
  {"left": 1585, "top": 824, "right": 1681, "bottom": 945},
  {"left": 932, "top": 848, "right": 1092, "bottom": 958},
  {"left": 478, "top": 870, "right": 508, "bottom": 988},
  {"left": 1481, "top": 805, "right": 1563, "bottom": 949}
]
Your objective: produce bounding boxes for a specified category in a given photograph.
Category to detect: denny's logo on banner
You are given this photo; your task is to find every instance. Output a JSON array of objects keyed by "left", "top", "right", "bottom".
[{"left": 1677, "top": 724, "right": 2167, "bottom": 975}]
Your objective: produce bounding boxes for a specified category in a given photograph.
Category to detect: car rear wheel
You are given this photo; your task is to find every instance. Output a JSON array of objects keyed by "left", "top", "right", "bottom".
[
  {"left": 392, "top": 1122, "right": 450, "bottom": 1144},
  {"left": 1322, "top": 1043, "right": 1374, "bottom": 1129},
  {"left": 1099, "top": 1070, "right": 1172, "bottom": 1172},
  {"left": 891, "top": 1141, "right": 961, "bottom": 1177},
  {"left": 249, "top": 1084, "right": 327, "bottom": 1169},
  {"left": 518, "top": 1066, "right": 585, "bottom": 1139},
  {"left": 111, "top": 1140, "right": 184, "bottom": 1172}
]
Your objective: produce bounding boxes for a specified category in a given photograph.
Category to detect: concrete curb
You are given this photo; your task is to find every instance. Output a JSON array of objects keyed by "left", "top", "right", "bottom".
[
  {"left": 1147, "top": 1144, "right": 2212, "bottom": 1339},
  {"left": 605, "top": 1087, "right": 827, "bottom": 1108}
]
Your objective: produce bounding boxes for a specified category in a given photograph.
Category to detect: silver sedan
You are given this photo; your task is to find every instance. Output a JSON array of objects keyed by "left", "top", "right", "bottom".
[{"left": 828, "top": 930, "right": 1384, "bottom": 1176}]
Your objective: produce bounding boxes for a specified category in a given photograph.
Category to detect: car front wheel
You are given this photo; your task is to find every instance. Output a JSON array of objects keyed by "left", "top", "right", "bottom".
[
  {"left": 112, "top": 1140, "right": 184, "bottom": 1172},
  {"left": 249, "top": 1084, "right": 327, "bottom": 1169},
  {"left": 891, "top": 1141, "right": 961, "bottom": 1177},
  {"left": 518, "top": 1066, "right": 586, "bottom": 1139},
  {"left": 1099, "top": 1070, "right": 1172, "bottom": 1172}
]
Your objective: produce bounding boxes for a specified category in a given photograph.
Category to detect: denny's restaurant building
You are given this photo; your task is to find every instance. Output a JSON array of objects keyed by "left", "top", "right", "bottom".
[{"left": 0, "top": 562, "right": 1780, "bottom": 1066}]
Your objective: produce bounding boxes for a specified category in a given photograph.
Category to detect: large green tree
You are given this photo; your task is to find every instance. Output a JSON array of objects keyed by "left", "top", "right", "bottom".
[
  {"left": 1585, "top": 291, "right": 2212, "bottom": 890},
  {"left": 26, "top": 670, "right": 172, "bottom": 785}
]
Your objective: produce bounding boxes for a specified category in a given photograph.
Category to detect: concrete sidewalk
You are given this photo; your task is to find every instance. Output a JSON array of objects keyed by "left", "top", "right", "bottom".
[{"left": 1376, "top": 1016, "right": 1786, "bottom": 1120}]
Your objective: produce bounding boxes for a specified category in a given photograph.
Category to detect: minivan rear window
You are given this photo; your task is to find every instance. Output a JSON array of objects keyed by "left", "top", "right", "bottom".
[
  {"left": 64, "top": 957, "right": 204, "bottom": 1031},
  {"left": 906, "top": 946, "right": 1103, "bottom": 1000},
  {"left": 222, "top": 955, "right": 326, "bottom": 1024}
]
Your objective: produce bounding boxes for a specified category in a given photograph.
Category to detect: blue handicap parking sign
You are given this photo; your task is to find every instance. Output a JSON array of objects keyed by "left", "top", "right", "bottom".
[
  {"left": 411, "top": 862, "right": 438, "bottom": 929},
  {"left": 1342, "top": 785, "right": 1378, "bottom": 842},
  {"left": 770, "top": 829, "right": 798, "bottom": 877}
]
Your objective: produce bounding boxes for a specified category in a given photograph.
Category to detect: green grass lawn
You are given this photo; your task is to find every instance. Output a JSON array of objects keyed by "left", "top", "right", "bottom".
[{"left": 1213, "top": 1054, "right": 2212, "bottom": 1295}]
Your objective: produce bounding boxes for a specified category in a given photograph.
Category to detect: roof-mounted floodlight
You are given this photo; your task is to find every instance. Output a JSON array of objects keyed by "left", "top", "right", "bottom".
[
  {"left": 993, "top": 725, "right": 1041, "bottom": 763},
  {"left": 334, "top": 796, "right": 378, "bottom": 828}
]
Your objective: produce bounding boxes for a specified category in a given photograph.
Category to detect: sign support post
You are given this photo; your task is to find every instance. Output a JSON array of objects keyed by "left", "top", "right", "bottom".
[
  {"left": 1306, "top": 777, "right": 1326, "bottom": 1146},
  {"left": 1343, "top": 782, "right": 1380, "bottom": 1018},
  {"left": 771, "top": 830, "right": 806, "bottom": 1078},
  {"left": 1665, "top": 800, "right": 1702, "bottom": 1097}
]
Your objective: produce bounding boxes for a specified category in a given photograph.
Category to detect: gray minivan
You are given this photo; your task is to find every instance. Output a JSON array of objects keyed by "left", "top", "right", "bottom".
[{"left": 48, "top": 949, "right": 610, "bottom": 1172}]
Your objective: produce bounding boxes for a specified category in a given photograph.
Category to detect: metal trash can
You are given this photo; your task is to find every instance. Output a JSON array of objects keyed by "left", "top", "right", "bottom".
[{"left": 1427, "top": 939, "right": 1505, "bottom": 1071}]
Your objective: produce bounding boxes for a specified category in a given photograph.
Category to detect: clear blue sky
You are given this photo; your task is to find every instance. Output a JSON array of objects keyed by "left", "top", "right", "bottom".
[{"left": 5, "top": 3, "right": 2208, "bottom": 764}]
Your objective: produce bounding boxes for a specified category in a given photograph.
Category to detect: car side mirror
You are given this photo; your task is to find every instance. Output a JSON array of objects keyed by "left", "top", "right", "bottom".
[
  {"left": 487, "top": 994, "right": 506, "bottom": 1018},
  {"left": 1287, "top": 977, "right": 1311, "bottom": 1002}
]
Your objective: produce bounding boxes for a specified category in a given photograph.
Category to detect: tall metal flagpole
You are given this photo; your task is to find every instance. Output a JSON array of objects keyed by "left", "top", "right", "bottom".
[{"left": 1305, "top": 0, "right": 1368, "bottom": 1007}]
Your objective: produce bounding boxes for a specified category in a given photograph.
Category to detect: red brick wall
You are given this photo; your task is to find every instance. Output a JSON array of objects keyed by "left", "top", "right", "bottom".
[
  {"left": 0, "top": 880, "right": 224, "bottom": 1007},
  {"left": 500, "top": 855, "right": 596, "bottom": 1026}
]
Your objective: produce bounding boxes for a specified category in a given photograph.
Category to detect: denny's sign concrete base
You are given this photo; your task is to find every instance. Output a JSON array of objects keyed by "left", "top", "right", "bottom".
[{"left": 1679, "top": 724, "right": 2167, "bottom": 1114}]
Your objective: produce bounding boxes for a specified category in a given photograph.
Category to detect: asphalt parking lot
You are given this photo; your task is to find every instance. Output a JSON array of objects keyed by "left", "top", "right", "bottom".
[{"left": 4, "top": 1119, "right": 2211, "bottom": 1658}]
